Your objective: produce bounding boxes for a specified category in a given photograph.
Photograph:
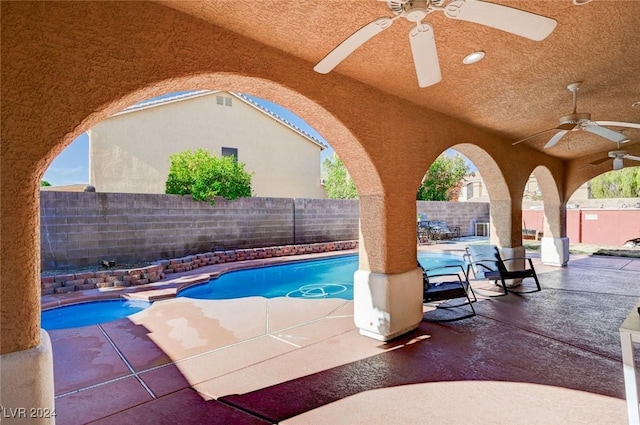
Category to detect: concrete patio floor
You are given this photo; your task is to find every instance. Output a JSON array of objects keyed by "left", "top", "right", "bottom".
[{"left": 46, "top": 240, "right": 640, "bottom": 424}]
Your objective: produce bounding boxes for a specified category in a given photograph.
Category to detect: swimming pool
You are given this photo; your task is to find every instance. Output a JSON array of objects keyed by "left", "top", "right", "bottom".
[
  {"left": 41, "top": 299, "right": 152, "bottom": 330},
  {"left": 41, "top": 252, "right": 464, "bottom": 329},
  {"left": 179, "top": 252, "right": 463, "bottom": 300}
]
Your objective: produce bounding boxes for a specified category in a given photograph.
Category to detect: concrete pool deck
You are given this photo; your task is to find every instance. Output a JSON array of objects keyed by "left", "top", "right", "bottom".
[{"left": 45, "top": 239, "right": 640, "bottom": 424}]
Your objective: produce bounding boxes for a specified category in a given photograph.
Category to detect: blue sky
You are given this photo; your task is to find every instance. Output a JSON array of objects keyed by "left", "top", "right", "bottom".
[
  {"left": 43, "top": 92, "right": 336, "bottom": 186},
  {"left": 43, "top": 132, "right": 90, "bottom": 186}
]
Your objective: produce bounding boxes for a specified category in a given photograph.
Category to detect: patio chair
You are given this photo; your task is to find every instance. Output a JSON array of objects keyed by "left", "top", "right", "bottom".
[
  {"left": 464, "top": 244, "right": 541, "bottom": 297},
  {"left": 418, "top": 261, "right": 476, "bottom": 321},
  {"left": 423, "top": 220, "right": 461, "bottom": 243}
]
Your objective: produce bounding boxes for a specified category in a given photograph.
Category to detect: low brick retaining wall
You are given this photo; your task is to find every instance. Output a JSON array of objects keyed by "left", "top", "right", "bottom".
[{"left": 41, "top": 240, "right": 358, "bottom": 295}]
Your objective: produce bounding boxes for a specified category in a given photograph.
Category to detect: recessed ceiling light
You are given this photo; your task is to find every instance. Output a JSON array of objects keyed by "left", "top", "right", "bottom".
[
  {"left": 462, "top": 51, "right": 485, "bottom": 65},
  {"left": 632, "top": 101, "right": 640, "bottom": 107}
]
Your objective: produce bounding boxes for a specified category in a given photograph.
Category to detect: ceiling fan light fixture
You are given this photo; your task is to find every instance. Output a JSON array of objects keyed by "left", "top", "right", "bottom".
[{"left": 462, "top": 51, "right": 485, "bottom": 65}]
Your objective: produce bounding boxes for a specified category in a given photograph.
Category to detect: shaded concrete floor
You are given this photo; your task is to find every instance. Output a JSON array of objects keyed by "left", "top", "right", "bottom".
[{"left": 47, "top": 240, "right": 640, "bottom": 424}]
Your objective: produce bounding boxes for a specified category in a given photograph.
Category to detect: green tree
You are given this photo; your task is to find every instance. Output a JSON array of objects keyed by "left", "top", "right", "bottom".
[
  {"left": 166, "top": 148, "right": 252, "bottom": 203},
  {"left": 322, "top": 155, "right": 358, "bottom": 199},
  {"left": 417, "top": 154, "right": 470, "bottom": 201},
  {"left": 40, "top": 180, "right": 52, "bottom": 187},
  {"left": 590, "top": 167, "right": 640, "bottom": 198}
]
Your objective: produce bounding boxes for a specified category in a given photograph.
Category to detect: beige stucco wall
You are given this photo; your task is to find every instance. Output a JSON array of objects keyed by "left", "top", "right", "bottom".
[{"left": 89, "top": 92, "right": 326, "bottom": 198}]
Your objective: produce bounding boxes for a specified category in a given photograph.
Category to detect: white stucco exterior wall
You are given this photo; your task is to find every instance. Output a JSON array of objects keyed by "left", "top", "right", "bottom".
[{"left": 89, "top": 91, "right": 326, "bottom": 198}]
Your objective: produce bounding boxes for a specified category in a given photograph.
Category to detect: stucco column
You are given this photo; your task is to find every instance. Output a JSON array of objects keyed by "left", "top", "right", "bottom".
[
  {"left": 0, "top": 331, "right": 56, "bottom": 425},
  {"left": 541, "top": 203, "right": 569, "bottom": 266},
  {"left": 490, "top": 198, "right": 529, "bottom": 286},
  {"left": 0, "top": 168, "right": 55, "bottom": 422},
  {"left": 488, "top": 199, "right": 520, "bottom": 248},
  {"left": 354, "top": 194, "right": 423, "bottom": 341}
]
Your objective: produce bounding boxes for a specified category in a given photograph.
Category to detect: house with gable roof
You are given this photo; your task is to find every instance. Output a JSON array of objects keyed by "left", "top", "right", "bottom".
[{"left": 89, "top": 90, "right": 327, "bottom": 198}]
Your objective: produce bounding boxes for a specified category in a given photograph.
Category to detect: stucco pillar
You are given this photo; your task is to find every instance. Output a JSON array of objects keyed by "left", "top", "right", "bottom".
[
  {"left": 1, "top": 170, "right": 42, "bottom": 352},
  {"left": 541, "top": 204, "right": 569, "bottom": 266},
  {"left": 0, "top": 167, "right": 55, "bottom": 421},
  {"left": 0, "top": 331, "right": 56, "bottom": 425},
  {"left": 541, "top": 237, "right": 570, "bottom": 266},
  {"left": 354, "top": 194, "right": 424, "bottom": 341},
  {"left": 488, "top": 199, "right": 520, "bottom": 247}
]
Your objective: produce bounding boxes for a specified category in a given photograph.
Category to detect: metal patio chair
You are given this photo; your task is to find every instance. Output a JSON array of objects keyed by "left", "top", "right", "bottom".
[
  {"left": 464, "top": 244, "right": 541, "bottom": 297},
  {"left": 419, "top": 261, "right": 476, "bottom": 322}
]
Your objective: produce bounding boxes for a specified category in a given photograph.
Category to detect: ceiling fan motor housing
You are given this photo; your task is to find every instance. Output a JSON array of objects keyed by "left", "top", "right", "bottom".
[
  {"left": 559, "top": 112, "right": 591, "bottom": 127},
  {"left": 608, "top": 150, "right": 628, "bottom": 158}
]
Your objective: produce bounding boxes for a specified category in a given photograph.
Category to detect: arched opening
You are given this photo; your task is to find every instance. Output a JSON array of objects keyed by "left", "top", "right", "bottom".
[
  {"left": 451, "top": 144, "right": 513, "bottom": 247},
  {"left": 531, "top": 165, "right": 563, "bottom": 239}
]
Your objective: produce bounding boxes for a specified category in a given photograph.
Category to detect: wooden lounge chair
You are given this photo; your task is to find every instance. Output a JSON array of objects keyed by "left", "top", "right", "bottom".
[
  {"left": 419, "top": 261, "right": 476, "bottom": 321},
  {"left": 464, "top": 244, "right": 541, "bottom": 296}
]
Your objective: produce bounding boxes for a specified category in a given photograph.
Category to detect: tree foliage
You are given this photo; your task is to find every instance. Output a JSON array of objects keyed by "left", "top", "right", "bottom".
[
  {"left": 322, "top": 155, "right": 358, "bottom": 199},
  {"left": 590, "top": 167, "right": 640, "bottom": 198},
  {"left": 40, "top": 180, "right": 52, "bottom": 187},
  {"left": 417, "top": 154, "right": 470, "bottom": 201},
  {"left": 166, "top": 148, "right": 252, "bottom": 204}
]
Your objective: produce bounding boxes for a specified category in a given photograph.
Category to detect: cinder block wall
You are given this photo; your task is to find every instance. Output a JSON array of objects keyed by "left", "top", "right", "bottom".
[
  {"left": 416, "top": 201, "right": 490, "bottom": 236},
  {"left": 294, "top": 198, "right": 359, "bottom": 244},
  {"left": 40, "top": 192, "right": 361, "bottom": 270},
  {"left": 40, "top": 192, "right": 490, "bottom": 270},
  {"left": 41, "top": 192, "right": 289, "bottom": 269}
]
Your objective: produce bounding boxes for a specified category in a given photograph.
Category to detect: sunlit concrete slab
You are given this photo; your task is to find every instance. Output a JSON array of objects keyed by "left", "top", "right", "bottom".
[
  {"left": 266, "top": 297, "right": 350, "bottom": 333},
  {"left": 195, "top": 328, "right": 394, "bottom": 400},
  {"left": 127, "top": 297, "right": 268, "bottom": 361},
  {"left": 281, "top": 381, "right": 627, "bottom": 425},
  {"left": 164, "top": 335, "right": 298, "bottom": 390}
]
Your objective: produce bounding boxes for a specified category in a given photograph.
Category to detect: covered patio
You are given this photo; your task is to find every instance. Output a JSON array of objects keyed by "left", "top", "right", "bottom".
[
  {"left": 1, "top": 1, "right": 640, "bottom": 423},
  {"left": 48, "top": 242, "right": 639, "bottom": 424}
]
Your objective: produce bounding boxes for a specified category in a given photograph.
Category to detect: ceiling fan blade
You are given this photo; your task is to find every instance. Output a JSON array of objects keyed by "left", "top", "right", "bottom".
[
  {"left": 583, "top": 124, "right": 630, "bottom": 143},
  {"left": 512, "top": 128, "right": 556, "bottom": 145},
  {"left": 314, "top": 17, "right": 394, "bottom": 74},
  {"left": 625, "top": 155, "right": 640, "bottom": 162},
  {"left": 595, "top": 121, "right": 640, "bottom": 129},
  {"left": 444, "top": 0, "right": 557, "bottom": 41},
  {"left": 544, "top": 130, "right": 568, "bottom": 149},
  {"left": 513, "top": 123, "right": 576, "bottom": 146},
  {"left": 409, "top": 23, "right": 441, "bottom": 88}
]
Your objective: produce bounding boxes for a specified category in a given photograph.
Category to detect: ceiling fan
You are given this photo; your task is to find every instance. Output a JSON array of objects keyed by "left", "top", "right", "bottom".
[
  {"left": 588, "top": 150, "right": 640, "bottom": 171},
  {"left": 313, "top": 0, "right": 557, "bottom": 88},
  {"left": 513, "top": 82, "right": 640, "bottom": 148}
]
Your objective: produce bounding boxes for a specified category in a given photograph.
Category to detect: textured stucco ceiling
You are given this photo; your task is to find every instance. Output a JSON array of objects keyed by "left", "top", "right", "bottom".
[{"left": 156, "top": 0, "right": 639, "bottom": 160}]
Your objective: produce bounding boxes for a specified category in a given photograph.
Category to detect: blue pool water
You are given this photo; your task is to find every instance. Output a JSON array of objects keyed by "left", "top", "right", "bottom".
[
  {"left": 41, "top": 252, "right": 464, "bottom": 329},
  {"left": 179, "top": 252, "right": 463, "bottom": 300},
  {"left": 41, "top": 299, "right": 152, "bottom": 330},
  {"left": 179, "top": 255, "right": 359, "bottom": 300}
]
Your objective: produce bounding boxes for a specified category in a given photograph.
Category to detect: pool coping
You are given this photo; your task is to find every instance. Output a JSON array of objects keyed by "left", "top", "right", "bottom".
[{"left": 41, "top": 249, "right": 359, "bottom": 310}]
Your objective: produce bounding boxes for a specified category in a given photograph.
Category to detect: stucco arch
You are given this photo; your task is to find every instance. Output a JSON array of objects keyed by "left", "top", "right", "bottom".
[
  {"left": 3, "top": 0, "right": 451, "bottom": 357},
  {"left": 452, "top": 143, "right": 516, "bottom": 247},
  {"left": 531, "top": 165, "right": 564, "bottom": 239}
]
